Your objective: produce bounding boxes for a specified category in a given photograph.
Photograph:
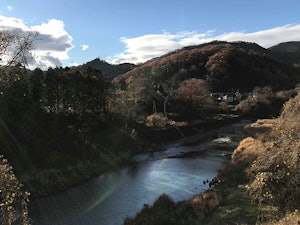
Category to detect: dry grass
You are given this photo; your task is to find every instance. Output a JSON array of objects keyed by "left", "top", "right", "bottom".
[
  {"left": 231, "top": 137, "right": 264, "bottom": 163},
  {"left": 146, "top": 113, "right": 168, "bottom": 128},
  {"left": 244, "top": 119, "right": 278, "bottom": 137},
  {"left": 215, "top": 91, "right": 300, "bottom": 224},
  {"left": 218, "top": 137, "right": 265, "bottom": 185},
  {"left": 261, "top": 210, "right": 300, "bottom": 225},
  {"left": 189, "top": 191, "right": 220, "bottom": 219},
  {"left": 242, "top": 91, "right": 300, "bottom": 220},
  {"left": 146, "top": 113, "right": 188, "bottom": 128}
]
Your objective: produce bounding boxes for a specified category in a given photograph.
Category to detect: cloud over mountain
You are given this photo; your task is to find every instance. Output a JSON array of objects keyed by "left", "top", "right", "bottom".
[
  {"left": 0, "top": 15, "right": 73, "bottom": 68},
  {"left": 110, "top": 24, "right": 300, "bottom": 64},
  {"left": 2, "top": 13, "right": 300, "bottom": 68}
]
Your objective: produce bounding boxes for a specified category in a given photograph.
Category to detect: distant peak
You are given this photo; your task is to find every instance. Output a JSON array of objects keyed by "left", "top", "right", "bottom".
[{"left": 269, "top": 41, "right": 300, "bottom": 53}]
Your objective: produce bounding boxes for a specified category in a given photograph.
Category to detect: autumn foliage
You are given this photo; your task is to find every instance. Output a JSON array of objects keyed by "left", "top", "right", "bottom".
[
  {"left": 0, "top": 156, "right": 30, "bottom": 225},
  {"left": 112, "top": 41, "right": 300, "bottom": 121},
  {"left": 114, "top": 41, "right": 300, "bottom": 94},
  {"left": 245, "top": 92, "right": 300, "bottom": 209},
  {"left": 177, "top": 78, "right": 214, "bottom": 107}
]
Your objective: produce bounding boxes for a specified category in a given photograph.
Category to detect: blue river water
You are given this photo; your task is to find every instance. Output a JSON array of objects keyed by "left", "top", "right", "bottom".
[{"left": 29, "top": 122, "right": 248, "bottom": 225}]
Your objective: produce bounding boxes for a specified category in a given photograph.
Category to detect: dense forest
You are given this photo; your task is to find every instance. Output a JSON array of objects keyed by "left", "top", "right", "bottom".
[
  {"left": 0, "top": 31, "right": 300, "bottom": 224},
  {"left": 0, "top": 65, "right": 145, "bottom": 193}
]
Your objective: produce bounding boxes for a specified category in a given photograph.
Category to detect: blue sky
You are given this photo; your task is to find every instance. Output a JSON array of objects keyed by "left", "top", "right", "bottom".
[{"left": 1, "top": 0, "right": 300, "bottom": 68}]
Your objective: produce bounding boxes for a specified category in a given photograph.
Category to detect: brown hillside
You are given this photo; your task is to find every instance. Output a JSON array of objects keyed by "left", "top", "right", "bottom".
[{"left": 113, "top": 41, "right": 300, "bottom": 92}]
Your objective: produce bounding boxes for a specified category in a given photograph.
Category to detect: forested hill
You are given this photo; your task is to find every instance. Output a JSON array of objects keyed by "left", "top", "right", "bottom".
[
  {"left": 269, "top": 41, "right": 300, "bottom": 65},
  {"left": 269, "top": 41, "right": 300, "bottom": 53},
  {"left": 72, "top": 58, "right": 136, "bottom": 79},
  {"left": 113, "top": 41, "right": 300, "bottom": 92}
]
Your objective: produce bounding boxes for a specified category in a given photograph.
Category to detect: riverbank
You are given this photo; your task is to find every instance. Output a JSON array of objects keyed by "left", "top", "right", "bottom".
[
  {"left": 137, "top": 113, "right": 242, "bottom": 147},
  {"left": 29, "top": 120, "right": 248, "bottom": 225},
  {"left": 23, "top": 113, "right": 243, "bottom": 198},
  {"left": 123, "top": 124, "right": 260, "bottom": 225},
  {"left": 123, "top": 92, "right": 300, "bottom": 225},
  {"left": 122, "top": 123, "right": 268, "bottom": 225}
]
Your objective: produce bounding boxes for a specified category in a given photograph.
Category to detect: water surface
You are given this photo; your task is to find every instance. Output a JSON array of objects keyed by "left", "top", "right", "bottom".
[{"left": 30, "top": 122, "right": 248, "bottom": 225}]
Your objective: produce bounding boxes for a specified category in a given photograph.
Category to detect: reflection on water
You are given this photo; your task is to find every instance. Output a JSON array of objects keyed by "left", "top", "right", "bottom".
[{"left": 29, "top": 122, "right": 248, "bottom": 225}]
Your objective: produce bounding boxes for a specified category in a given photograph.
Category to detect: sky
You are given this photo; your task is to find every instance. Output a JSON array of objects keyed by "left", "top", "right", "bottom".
[{"left": 1, "top": 0, "right": 300, "bottom": 68}]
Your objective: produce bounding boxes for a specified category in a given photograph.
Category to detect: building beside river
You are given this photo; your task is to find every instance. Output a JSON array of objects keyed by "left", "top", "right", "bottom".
[{"left": 211, "top": 90, "right": 245, "bottom": 104}]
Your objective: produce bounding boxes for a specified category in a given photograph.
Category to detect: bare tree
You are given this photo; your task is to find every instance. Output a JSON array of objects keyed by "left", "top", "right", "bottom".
[
  {"left": 0, "top": 30, "right": 34, "bottom": 224},
  {"left": 0, "top": 31, "right": 35, "bottom": 73},
  {"left": 177, "top": 78, "right": 214, "bottom": 107}
]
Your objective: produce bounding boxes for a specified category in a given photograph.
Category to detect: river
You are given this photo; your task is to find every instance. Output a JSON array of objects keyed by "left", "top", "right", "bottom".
[{"left": 29, "top": 121, "right": 249, "bottom": 225}]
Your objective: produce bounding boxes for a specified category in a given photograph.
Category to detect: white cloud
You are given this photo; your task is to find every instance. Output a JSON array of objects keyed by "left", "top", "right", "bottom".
[
  {"left": 81, "top": 44, "right": 89, "bottom": 51},
  {"left": 0, "top": 15, "right": 28, "bottom": 30},
  {"left": 110, "top": 24, "right": 300, "bottom": 64},
  {"left": 68, "top": 61, "right": 80, "bottom": 67},
  {"left": 0, "top": 15, "right": 74, "bottom": 68},
  {"left": 7, "top": 6, "right": 13, "bottom": 12},
  {"left": 216, "top": 24, "right": 300, "bottom": 48}
]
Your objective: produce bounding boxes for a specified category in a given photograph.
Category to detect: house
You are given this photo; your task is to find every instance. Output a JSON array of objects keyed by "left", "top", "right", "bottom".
[{"left": 211, "top": 90, "right": 242, "bottom": 104}]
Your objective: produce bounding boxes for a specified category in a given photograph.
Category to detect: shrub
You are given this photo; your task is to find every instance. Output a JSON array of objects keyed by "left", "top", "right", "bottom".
[
  {"left": 246, "top": 92, "right": 300, "bottom": 210},
  {"left": 189, "top": 191, "right": 220, "bottom": 218},
  {"left": 146, "top": 113, "right": 168, "bottom": 128},
  {"left": 219, "top": 137, "right": 264, "bottom": 184},
  {"left": 177, "top": 78, "right": 214, "bottom": 108},
  {"left": 0, "top": 155, "right": 30, "bottom": 225},
  {"left": 235, "top": 86, "right": 286, "bottom": 117},
  {"left": 123, "top": 194, "right": 197, "bottom": 225},
  {"left": 262, "top": 210, "right": 300, "bottom": 225}
]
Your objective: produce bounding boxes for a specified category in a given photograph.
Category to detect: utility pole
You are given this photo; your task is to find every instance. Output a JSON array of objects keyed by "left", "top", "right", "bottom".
[
  {"left": 153, "top": 100, "right": 157, "bottom": 114},
  {"left": 163, "top": 100, "right": 167, "bottom": 117}
]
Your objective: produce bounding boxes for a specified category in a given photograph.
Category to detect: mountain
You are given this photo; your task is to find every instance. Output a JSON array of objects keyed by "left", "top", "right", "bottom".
[
  {"left": 72, "top": 58, "right": 136, "bottom": 79},
  {"left": 113, "top": 41, "right": 300, "bottom": 93},
  {"left": 269, "top": 41, "right": 300, "bottom": 53},
  {"left": 269, "top": 41, "right": 300, "bottom": 65},
  {"left": 111, "top": 41, "right": 300, "bottom": 119}
]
